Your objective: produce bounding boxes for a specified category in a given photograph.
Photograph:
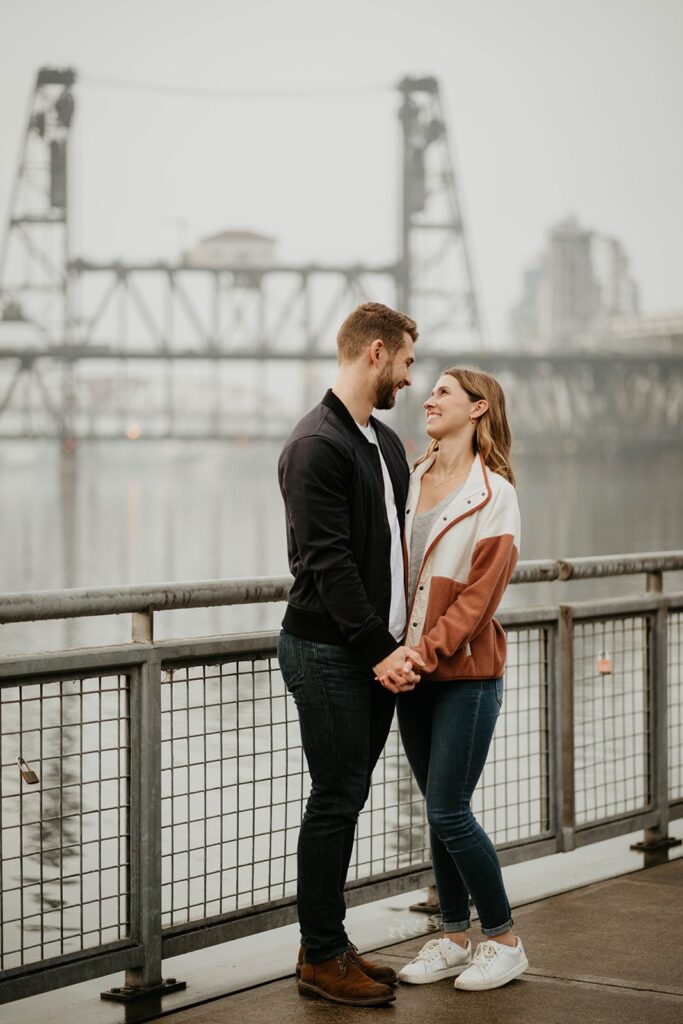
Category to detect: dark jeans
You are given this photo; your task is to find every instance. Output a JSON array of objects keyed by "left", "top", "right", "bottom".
[
  {"left": 277, "top": 628, "right": 396, "bottom": 963},
  {"left": 397, "top": 677, "right": 513, "bottom": 937}
]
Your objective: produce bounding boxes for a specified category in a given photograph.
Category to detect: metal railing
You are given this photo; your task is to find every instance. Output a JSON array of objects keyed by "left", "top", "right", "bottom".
[{"left": 0, "top": 551, "right": 682, "bottom": 1003}]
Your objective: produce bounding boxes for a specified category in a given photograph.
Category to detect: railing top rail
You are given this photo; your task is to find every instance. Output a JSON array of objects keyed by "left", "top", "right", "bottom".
[
  {"left": 1, "top": 551, "right": 682, "bottom": 624},
  {"left": 0, "top": 577, "right": 293, "bottom": 625}
]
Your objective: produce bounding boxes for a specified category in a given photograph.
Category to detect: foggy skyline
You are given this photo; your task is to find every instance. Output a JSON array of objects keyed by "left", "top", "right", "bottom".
[{"left": 1, "top": 0, "right": 682, "bottom": 344}]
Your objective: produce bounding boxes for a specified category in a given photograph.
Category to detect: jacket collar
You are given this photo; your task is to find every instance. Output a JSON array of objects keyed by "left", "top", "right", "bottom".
[
  {"left": 321, "top": 388, "right": 385, "bottom": 443},
  {"left": 405, "top": 451, "right": 492, "bottom": 555}
]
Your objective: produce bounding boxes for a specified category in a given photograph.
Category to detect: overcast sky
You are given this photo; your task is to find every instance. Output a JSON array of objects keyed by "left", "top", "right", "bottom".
[{"left": 1, "top": 0, "right": 682, "bottom": 343}]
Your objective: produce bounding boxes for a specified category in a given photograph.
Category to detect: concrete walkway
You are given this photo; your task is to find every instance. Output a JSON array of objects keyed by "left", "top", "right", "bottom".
[{"left": 166, "top": 858, "right": 683, "bottom": 1024}]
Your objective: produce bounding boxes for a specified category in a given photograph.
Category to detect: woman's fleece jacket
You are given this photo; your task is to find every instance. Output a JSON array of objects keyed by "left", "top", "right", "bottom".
[{"left": 405, "top": 451, "right": 521, "bottom": 681}]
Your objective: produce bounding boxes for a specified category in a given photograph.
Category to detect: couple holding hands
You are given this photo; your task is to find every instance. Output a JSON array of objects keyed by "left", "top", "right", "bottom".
[{"left": 277, "top": 302, "right": 527, "bottom": 1007}]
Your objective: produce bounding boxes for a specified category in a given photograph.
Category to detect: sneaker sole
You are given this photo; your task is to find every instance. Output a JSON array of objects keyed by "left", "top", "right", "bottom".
[
  {"left": 399, "top": 963, "right": 470, "bottom": 984},
  {"left": 454, "top": 957, "right": 529, "bottom": 991},
  {"left": 297, "top": 980, "right": 396, "bottom": 1006}
]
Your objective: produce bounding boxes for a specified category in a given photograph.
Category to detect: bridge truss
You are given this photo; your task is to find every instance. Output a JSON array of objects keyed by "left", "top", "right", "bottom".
[{"left": 0, "top": 67, "right": 680, "bottom": 446}]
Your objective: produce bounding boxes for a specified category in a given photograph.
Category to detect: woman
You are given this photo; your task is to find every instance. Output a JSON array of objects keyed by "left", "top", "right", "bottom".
[{"left": 379, "top": 367, "right": 527, "bottom": 992}]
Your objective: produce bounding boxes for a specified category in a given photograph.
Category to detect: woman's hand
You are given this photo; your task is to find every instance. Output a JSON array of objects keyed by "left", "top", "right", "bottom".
[
  {"left": 373, "top": 646, "right": 424, "bottom": 693},
  {"left": 376, "top": 671, "right": 416, "bottom": 693}
]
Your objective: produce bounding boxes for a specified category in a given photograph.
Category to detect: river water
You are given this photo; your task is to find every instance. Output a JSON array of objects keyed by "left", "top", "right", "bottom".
[{"left": 2, "top": 438, "right": 682, "bottom": 654}]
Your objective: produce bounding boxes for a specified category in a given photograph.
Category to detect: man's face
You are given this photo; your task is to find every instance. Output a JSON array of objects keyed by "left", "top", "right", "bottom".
[{"left": 374, "top": 334, "right": 415, "bottom": 410}]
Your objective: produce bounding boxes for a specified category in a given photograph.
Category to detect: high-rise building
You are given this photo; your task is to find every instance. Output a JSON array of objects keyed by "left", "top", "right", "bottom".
[{"left": 510, "top": 216, "right": 639, "bottom": 349}]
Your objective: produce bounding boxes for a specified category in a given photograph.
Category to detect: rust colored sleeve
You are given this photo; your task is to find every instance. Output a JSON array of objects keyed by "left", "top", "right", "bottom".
[{"left": 413, "top": 533, "right": 519, "bottom": 673}]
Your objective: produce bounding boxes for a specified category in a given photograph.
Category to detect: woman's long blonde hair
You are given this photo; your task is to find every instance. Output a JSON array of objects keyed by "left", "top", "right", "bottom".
[{"left": 415, "top": 367, "right": 516, "bottom": 486}]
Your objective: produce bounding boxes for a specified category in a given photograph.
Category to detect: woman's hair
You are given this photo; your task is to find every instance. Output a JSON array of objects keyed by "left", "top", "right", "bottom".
[{"left": 414, "top": 367, "right": 516, "bottom": 486}]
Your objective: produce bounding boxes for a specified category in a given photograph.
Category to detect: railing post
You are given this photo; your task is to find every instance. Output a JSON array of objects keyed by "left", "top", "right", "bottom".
[
  {"left": 646, "top": 571, "right": 663, "bottom": 595},
  {"left": 101, "top": 651, "right": 186, "bottom": 1002},
  {"left": 132, "top": 609, "right": 154, "bottom": 643},
  {"left": 556, "top": 605, "right": 576, "bottom": 852},
  {"left": 541, "top": 625, "right": 554, "bottom": 844},
  {"left": 631, "top": 598, "right": 681, "bottom": 866}
]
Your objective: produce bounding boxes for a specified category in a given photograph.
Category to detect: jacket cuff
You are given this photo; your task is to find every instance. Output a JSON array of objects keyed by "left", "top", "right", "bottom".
[
  {"left": 353, "top": 623, "right": 399, "bottom": 667},
  {"left": 412, "top": 639, "right": 438, "bottom": 675}
]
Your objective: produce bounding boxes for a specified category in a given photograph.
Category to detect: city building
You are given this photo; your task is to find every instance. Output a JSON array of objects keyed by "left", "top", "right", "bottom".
[
  {"left": 183, "top": 229, "right": 277, "bottom": 269},
  {"left": 510, "top": 215, "right": 639, "bottom": 350}
]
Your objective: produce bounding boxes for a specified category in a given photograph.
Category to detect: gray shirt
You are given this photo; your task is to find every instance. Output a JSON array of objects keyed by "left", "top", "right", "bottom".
[{"left": 408, "top": 485, "right": 464, "bottom": 612}]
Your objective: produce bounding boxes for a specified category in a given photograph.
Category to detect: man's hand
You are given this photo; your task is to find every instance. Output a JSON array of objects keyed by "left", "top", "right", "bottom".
[{"left": 373, "top": 646, "right": 425, "bottom": 694}]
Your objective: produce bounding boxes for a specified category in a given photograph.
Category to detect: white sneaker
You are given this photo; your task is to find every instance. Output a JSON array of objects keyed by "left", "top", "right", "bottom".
[
  {"left": 398, "top": 937, "right": 472, "bottom": 984},
  {"left": 454, "top": 937, "right": 528, "bottom": 991}
]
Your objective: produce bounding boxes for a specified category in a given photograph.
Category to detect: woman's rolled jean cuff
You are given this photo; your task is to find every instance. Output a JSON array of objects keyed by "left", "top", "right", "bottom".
[
  {"left": 481, "top": 917, "right": 514, "bottom": 938},
  {"left": 442, "top": 917, "right": 471, "bottom": 933}
]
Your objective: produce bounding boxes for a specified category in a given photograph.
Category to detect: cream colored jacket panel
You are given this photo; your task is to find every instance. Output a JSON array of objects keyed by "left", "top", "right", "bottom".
[{"left": 405, "top": 453, "right": 521, "bottom": 679}]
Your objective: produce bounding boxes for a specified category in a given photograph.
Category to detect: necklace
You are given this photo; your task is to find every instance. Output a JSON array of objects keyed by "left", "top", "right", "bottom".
[{"left": 426, "top": 464, "right": 471, "bottom": 488}]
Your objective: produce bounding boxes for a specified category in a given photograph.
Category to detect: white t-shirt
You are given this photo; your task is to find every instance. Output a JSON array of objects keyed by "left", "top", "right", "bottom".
[{"left": 355, "top": 420, "right": 407, "bottom": 643}]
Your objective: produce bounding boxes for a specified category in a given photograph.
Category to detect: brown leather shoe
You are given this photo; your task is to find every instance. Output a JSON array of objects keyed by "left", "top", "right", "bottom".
[
  {"left": 298, "top": 950, "right": 396, "bottom": 1006},
  {"left": 296, "top": 944, "right": 399, "bottom": 986},
  {"left": 349, "top": 942, "right": 399, "bottom": 986}
]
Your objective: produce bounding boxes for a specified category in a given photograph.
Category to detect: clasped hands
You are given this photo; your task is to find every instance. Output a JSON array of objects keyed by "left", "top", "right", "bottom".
[{"left": 373, "top": 646, "right": 425, "bottom": 693}]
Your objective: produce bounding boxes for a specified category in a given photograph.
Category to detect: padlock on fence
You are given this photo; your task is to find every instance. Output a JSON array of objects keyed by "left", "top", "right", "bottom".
[
  {"left": 597, "top": 651, "right": 613, "bottom": 675},
  {"left": 17, "top": 756, "right": 39, "bottom": 785}
]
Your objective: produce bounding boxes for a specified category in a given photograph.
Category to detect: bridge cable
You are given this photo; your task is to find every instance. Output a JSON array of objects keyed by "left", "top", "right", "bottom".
[{"left": 79, "top": 73, "right": 392, "bottom": 100}]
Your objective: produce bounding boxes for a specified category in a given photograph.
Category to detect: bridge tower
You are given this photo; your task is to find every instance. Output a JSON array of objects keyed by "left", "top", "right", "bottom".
[
  {"left": 398, "top": 76, "right": 483, "bottom": 349},
  {"left": 0, "top": 66, "right": 76, "bottom": 440}
]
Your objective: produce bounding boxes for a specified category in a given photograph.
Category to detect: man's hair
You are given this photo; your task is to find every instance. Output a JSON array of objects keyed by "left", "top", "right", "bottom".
[{"left": 336, "top": 302, "right": 418, "bottom": 363}]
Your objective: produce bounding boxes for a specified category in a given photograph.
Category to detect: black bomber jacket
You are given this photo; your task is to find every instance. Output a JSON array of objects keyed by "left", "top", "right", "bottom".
[{"left": 278, "top": 389, "right": 410, "bottom": 666}]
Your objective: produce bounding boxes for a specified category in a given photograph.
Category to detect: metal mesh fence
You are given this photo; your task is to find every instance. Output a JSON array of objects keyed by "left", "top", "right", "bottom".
[
  {"left": 160, "top": 654, "right": 304, "bottom": 925},
  {"left": 350, "top": 719, "right": 428, "bottom": 882},
  {"left": 0, "top": 605, "right": 676, "bottom": 979},
  {"left": 0, "top": 674, "right": 130, "bottom": 971},
  {"left": 668, "top": 611, "right": 683, "bottom": 802},
  {"left": 160, "top": 626, "right": 550, "bottom": 928},
  {"left": 474, "top": 627, "right": 551, "bottom": 844},
  {"left": 573, "top": 617, "right": 650, "bottom": 826}
]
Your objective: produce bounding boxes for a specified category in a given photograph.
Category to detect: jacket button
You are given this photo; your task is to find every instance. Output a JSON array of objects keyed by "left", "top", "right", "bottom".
[
  {"left": 419, "top": 585, "right": 424, "bottom": 591},
  {"left": 406, "top": 509, "right": 410, "bottom": 514},
  {"left": 412, "top": 622, "right": 418, "bottom": 627},
  {"left": 443, "top": 516, "right": 447, "bottom": 521}
]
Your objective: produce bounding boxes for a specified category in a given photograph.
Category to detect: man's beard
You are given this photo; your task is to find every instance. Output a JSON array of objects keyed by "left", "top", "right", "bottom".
[{"left": 375, "top": 363, "right": 397, "bottom": 410}]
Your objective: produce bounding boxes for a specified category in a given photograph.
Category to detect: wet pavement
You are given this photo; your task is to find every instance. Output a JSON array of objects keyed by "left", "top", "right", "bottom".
[{"left": 165, "top": 858, "right": 683, "bottom": 1024}]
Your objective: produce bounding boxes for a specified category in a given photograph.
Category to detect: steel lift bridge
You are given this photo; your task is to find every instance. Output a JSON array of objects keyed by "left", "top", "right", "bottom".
[{"left": 0, "top": 67, "right": 680, "bottom": 445}]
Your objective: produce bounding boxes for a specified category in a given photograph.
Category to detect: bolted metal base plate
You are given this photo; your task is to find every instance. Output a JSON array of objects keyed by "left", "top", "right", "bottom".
[
  {"left": 101, "top": 977, "right": 187, "bottom": 1003},
  {"left": 408, "top": 899, "right": 441, "bottom": 915},
  {"left": 630, "top": 836, "right": 682, "bottom": 853}
]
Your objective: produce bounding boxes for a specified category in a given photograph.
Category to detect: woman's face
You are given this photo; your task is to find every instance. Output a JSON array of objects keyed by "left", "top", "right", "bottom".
[{"left": 424, "top": 374, "right": 478, "bottom": 440}]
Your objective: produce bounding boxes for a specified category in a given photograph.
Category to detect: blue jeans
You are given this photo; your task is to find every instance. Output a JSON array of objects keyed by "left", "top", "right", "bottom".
[
  {"left": 397, "top": 677, "right": 513, "bottom": 937},
  {"left": 277, "top": 629, "right": 396, "bottom": 963}
]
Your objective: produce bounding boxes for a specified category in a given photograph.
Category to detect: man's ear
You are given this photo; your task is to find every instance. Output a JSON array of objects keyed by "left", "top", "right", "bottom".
[{"left": 368, "top": 338, "right": 385, "bottom": 367}]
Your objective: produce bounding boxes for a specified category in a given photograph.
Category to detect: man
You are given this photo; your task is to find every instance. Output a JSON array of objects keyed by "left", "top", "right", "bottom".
[{"left": 277, "top": 302, "right": 425, "bottom": 1007}]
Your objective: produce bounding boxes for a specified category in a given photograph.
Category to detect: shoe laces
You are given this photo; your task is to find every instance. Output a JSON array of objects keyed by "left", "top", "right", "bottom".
[
  {"left": 472, "top": 941, "right": 502, "bottom": 968},
  {"left": 414, "top": 938, "right": 445, "bottom": 963},
  {"left": 346, "top": 943, "right": 363, "bottom": 968},
  {"left": 336, "top": 950, "right": 354, "bottom": 975}
]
